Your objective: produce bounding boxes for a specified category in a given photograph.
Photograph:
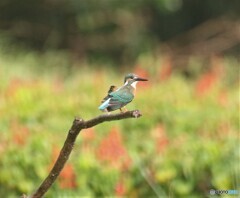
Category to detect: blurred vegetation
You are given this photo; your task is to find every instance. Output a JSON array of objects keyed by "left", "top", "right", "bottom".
[
  {"left": 0, "top": 0, "right": 240, "bottom": 64},
  {"left": 0, "top": 0, "right": 239, "bottom": 197},
  {"left": 0, "top": 47, "right": 239, "bottom": 197}
]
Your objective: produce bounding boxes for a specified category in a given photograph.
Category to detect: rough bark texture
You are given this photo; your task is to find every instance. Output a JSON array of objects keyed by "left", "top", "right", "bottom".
[{"left": 29, "top": 110, "right": 142, "bottom": 198}]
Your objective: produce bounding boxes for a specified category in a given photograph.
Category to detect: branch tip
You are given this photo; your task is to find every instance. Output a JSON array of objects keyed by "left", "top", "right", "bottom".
[{"left": 132, "top": 110, "right": 142, "bottom": 118}]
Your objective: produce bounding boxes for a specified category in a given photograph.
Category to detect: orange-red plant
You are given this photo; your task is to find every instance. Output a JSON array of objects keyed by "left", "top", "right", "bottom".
[
  {"left": 96, "top": 127, "right": 131, "bottom": 170},
  {"left": 115, "top": 179, "right": 126, "bottom": 196},
  {"left": 11, "top": 120, "right": 29, "bottom": 146},
  {"left": 58, "top": 164, "right": 77, "bottom": 189}
]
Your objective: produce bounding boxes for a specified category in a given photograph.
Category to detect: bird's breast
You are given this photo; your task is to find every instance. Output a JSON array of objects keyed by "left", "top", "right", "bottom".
[{"left": 133, "top": 89, "right": 136, "bottom": 96}]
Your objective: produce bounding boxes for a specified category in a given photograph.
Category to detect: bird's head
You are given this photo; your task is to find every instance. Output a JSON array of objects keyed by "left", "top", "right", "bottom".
[{"left": 124, "top": 73, "right": 148, "bottom": 88}]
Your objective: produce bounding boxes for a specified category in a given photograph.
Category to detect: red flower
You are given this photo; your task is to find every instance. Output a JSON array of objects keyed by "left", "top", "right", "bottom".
[
  {"left": 96, "top": 127, "right": 131, "bottom": 170},
  {"left": 195, "top": 72, "right": 217, "bottom": 96},
  {"left": 115, "top": 180, "right": 126, "bottom": 196},
  {"left": 195, "top": 55, "right": 224, "bottom": 96},
  {"left": 59, "top": 164, "right": 77, "bottom": 189},
  {"left": 11, "top": 120, "right": 29, "bottom": 146}
]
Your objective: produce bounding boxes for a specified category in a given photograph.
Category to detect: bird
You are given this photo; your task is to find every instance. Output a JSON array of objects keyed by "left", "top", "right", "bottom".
[{"left": 99, "top": 73, "right": 148, "bottom": 112}]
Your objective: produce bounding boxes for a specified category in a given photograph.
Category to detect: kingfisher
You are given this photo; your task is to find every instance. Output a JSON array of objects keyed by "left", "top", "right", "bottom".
[{"left": 99, "top": 73, "right": 148, "bottom": 112}]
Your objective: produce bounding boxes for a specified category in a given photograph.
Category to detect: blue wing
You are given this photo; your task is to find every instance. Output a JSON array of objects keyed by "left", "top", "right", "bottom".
[
  {"left": 99, "top": 86, "right": 134, "bottom": 111},
  {"left": 109, "top": 89, "right": 134, "bottom": 103}
]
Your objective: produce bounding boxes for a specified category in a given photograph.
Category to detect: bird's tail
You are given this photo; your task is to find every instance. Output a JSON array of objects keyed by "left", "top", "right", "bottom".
[{"left": 98, "top": 98, "right": 110, "bottom": 111}]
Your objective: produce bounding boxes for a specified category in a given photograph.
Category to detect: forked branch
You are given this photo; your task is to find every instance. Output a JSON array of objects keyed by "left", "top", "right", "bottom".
[{"left": 29, "top": 110, "right": 142, "bottom": 198}]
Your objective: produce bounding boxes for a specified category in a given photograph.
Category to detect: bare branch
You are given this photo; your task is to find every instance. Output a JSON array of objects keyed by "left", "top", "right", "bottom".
[{"left": 29, "top": 110, "right": 142, "bottom": 198}]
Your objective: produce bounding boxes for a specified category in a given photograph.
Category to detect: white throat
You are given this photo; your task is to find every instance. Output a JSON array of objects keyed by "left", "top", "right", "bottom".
[{"left": 131, "top": 81, "right": 138, "bottom": 89}]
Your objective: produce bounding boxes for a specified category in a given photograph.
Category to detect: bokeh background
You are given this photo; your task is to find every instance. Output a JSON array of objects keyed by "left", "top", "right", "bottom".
[{"left": 0, "top": 0, "right": 239, "bottom": 197}]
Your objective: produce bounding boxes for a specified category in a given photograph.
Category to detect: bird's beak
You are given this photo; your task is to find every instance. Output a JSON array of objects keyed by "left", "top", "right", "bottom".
[{"left": 136, "top": 77, "right": 148, "bottom": 81}]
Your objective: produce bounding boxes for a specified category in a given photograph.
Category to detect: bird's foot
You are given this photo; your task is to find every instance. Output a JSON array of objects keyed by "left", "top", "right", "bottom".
[{"left": 120, "top": 107, "right": 128, "bottom": 113}]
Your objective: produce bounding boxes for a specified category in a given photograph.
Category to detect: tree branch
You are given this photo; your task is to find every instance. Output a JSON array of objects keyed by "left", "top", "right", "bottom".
[{"left": 29, "top": 110, "right": 142, "bottom": 198}]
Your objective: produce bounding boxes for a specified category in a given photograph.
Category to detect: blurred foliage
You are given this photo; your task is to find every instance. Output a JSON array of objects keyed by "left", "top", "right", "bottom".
[
  {"left": 0, "top": 48, "right": 239, "bottom": 197},
  {"left": 0, "top": 0, "right": 239, "bottom": 64}
]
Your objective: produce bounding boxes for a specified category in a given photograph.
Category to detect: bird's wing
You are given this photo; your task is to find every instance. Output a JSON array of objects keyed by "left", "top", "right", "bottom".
[
  {"left": 109, "top": 88, "right": 134, "bottom": 104},
  {"left": 99, "top": 87, "right": 133, "bottom": 111}
]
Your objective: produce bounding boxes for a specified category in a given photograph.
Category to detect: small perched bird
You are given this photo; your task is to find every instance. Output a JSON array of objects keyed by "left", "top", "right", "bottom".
[{"left": 99, "top": 73, "right": 148, "bottom": 112}]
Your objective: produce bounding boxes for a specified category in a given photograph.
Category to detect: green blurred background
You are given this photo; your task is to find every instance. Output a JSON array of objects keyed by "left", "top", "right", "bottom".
[{"left": 0, "top": 0, "right": 239, "bottom": 197}]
